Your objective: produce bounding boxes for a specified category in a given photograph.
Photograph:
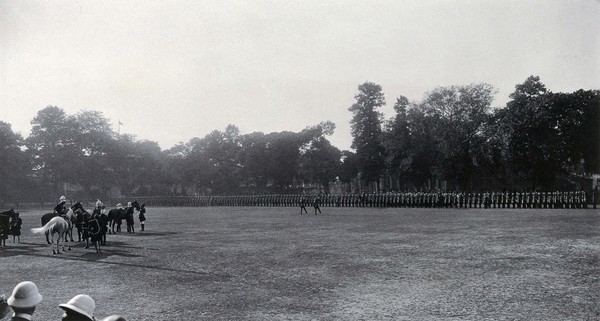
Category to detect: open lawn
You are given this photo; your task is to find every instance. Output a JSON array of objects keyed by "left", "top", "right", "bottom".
[{"left": 1, "top": 207, "right": 599, "bottom": 321}]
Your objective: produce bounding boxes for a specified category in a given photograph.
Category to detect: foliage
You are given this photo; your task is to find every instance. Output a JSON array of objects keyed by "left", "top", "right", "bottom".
[
  {"left": 348, "top": 82, "right": 386, "bottom": 186},
  {"left": 0, "top": 121, "right": 28, "bottom": 204},
  {"left": 3, "top": 77, "right": 599, "bottom": 200}
]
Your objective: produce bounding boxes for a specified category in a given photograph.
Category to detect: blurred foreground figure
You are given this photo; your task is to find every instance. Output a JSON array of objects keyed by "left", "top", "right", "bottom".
[
  {"left": 59, "top": 294, "right": 95, "bottom": 321},
  {"left": 101, "top": 315, "right": 127, "bottom": 321},
  {"left": 7, "top": 281, "right": 43, "bottom": 321}
]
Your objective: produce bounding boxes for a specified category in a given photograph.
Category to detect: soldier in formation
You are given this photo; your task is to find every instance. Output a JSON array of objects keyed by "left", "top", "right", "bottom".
[{"left": 117, "top": 190, "right": 589, "bottom": 209}]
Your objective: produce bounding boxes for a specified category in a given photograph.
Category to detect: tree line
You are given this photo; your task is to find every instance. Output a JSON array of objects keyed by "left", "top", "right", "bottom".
[{"left": 0, "top": 76, "right": 598, "bottom": 204}]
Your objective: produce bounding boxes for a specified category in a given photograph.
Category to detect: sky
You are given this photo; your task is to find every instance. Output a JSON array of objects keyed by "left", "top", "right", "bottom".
[{"left": 1, "top": 0, "right": 599, "bottom": 151}]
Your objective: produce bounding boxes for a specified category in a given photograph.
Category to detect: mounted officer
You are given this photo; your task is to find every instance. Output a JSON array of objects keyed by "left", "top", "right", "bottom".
[{"left": 54, "top": 196, "right": 68, "bottom": 215}]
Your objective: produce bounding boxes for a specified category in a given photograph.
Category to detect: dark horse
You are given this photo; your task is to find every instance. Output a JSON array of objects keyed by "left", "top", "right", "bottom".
[
  {"left": 40, "top": 202, "right": 84, "bottom": 244},
  {"left": 74, "top": 208, "right": 92, "bottom": 242},
  {"left": 0, "top": 209, "right": 18, "bottom": 247},
  {"left": 107, "top": 201, "right": 139, "bottom": 234}
]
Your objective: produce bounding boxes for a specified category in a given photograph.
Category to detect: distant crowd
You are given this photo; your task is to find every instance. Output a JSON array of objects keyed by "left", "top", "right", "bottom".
[
  {"left": 123, "top": 190, "right": 596, "bottom": 209},
  {"left": 0, "top": 281, "right": 125, "bottom": 321}
]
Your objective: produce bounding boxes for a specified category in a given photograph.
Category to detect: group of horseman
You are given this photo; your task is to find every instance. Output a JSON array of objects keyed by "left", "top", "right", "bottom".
[
  {"left": 51, "top": 196, "right": 144, "bottom": 253},
  {"left": 50, "top": 196, "right": 103, "bottom": 253},
  {"left": 2, "top": 196, "right": 147, "bottom": 255}
]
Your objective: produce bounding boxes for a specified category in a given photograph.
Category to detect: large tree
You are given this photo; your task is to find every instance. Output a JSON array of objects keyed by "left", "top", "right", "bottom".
[
  {"left": 421, "top": 83, "right": 496, "bottom": 190},
  {"left": 348, "top": 82, "right": 386, "bottom": 190},
  {"left": 70, "top": 110, "right": 116, "bottom": 198},
  {"left": 299, "top": 122, "right": 341, "bottom": 193},
  {"left": 26, "top": 106, "right": 80, "bottom": 197},
  {"left": 547, "top": 90, "right": 600, "bottom": 174},
  {"left": 203, "top": 125, "right": 242, "bottom": 194},
  {"left": 238, "top": 132, "right": 271, "bottom": 191},
  {"left": 382, "top": 96, "right": 412, "bottom": 182},
  {"left": 501, "top": 76, "right": 560, "bottom": 188},
  {"left": 264, "top": 131, "right": 307, "bottom": 192},
  {"left": 0, "top": 121, "right": 28, "bottom": 204}
]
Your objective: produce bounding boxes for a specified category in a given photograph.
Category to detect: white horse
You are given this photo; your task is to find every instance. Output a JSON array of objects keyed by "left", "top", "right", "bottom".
[{"left": 31, "top": 210, "right": 74, "bottom": 254}]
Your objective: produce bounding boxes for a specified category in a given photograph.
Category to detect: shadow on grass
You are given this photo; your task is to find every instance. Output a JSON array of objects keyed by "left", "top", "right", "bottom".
[
  {"left": 101, "top": 240, "right": 146, "bottom": 250},
  {"left": 0, "top": 240, "right": 232, "bottom": 280},
  {"left": 107, "top": 231, "right": 177, "bottom": 237},
  {"left": 0, "top": 241, "right": 48, "bottom": 258},
  {"left": 125, "top": 231, "right": 177, "bottom": 236}
]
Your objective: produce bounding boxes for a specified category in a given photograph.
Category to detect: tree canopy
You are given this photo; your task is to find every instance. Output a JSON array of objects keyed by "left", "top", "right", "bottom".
[{"left": 0, "top": 77, "right": 598, "bottom": 204}]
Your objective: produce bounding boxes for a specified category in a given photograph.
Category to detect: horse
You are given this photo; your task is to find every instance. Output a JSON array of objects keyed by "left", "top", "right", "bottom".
[
  {"left": 0, "top": 209, "right": 18, "bottom": 247},
  {"left": 74, "top": 207, "right": 94, "bottom": 242},
  {"left": 107, "top": 201, "right": 139, "bottom": 234},
  {"left": 74, "top": 209, "right": 84, "bottom": 242},
  {"left": 107, "top": 205, "right": 126, "bottom": 234},
  {"left": 40, "top": 202, "right": 83, "bottom": 244},
  {"left": 31, "top": 215, "right": 72, "bottom": 254},
  {"left": 75, "top": 209, "right": 92, "bottom": 246},
  {"left": 72, "top": 204, "right": 108, "bottom": 249}
]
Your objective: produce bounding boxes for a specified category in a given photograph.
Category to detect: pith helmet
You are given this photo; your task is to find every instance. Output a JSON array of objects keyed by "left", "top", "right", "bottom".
[
  {"left": 60, "top": 195, "right": 67, "bottom": 202},
  {"left": 59, "top": 294, "right": 95, "bottom": 320},
  {"left": 7, "top": 281, "right": 43, "bottom": 308},
  {"left": 102, "top": 315, "right": 127, "bottom": 321}
]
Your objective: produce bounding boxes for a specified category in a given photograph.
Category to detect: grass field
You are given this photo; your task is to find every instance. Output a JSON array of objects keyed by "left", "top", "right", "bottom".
[{"left": 1, "top": 206, "right": 599, "bottom": 321}]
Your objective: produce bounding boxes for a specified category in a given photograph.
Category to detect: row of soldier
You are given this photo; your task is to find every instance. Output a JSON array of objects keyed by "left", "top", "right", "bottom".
[{"left": 123, "top": 190, "right": 592, "bottom": 209}]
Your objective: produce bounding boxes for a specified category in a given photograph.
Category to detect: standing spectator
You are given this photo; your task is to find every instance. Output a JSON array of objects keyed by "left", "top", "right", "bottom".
[
  {"left": 59, "top": 294, "right": 95, "bottom": 321},
  {"left": 138, "top": 203, "right": 146, "bottom": 231},
  {"left": 7, "top": 281, "right": 43, "bottom": 321},
  {"left": 88, "top": 217, "right": 102, "bottom": 253},
  {"left": 313, "top": 196, "right": 322, "bottom": 215},
  {"left": 125, "top": 202, "right": 135, "bottom": 233},
  {"left": 9, "top": 213, "right": 22, "bottom": 243}
]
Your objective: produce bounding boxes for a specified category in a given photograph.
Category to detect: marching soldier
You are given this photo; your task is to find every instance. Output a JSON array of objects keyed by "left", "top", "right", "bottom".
[
  {"left": 299, "top": 196, "right": 308, "bottom": 215},
  {"left": 313, "top": 196, "right": 322, "bottom": 215}
]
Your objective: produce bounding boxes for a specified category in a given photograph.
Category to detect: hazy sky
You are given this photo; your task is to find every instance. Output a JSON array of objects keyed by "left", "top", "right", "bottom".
[{"left": 1, "top": 0, "right": 599, "bottom": 151}]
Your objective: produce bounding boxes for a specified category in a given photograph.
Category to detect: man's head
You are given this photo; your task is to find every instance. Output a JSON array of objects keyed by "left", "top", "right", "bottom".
[
  {"left": 60, "top": 195, "right": 67, "bottom": 203},
  {"left": 59, "top": 294, "right": 95, "bottom": 321},
  {"left": 8, "top": 281, "right": 43, "bottom": 310}
]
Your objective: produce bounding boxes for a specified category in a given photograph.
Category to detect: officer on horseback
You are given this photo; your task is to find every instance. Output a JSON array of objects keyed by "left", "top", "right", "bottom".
[{"left": 54, "top": 196, "right": 68, "bottom": 215}]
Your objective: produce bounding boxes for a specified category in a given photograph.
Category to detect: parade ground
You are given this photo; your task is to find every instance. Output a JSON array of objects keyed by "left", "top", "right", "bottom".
[{"left": 1, "top": 206, "right": 599, "bottom": 321}]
